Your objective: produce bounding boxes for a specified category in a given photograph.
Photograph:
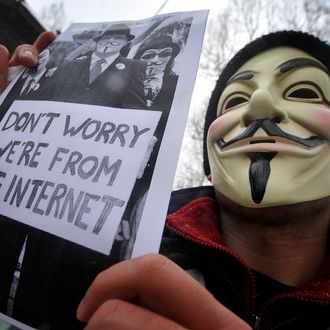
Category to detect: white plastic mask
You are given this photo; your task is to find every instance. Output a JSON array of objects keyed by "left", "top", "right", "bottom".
[{"left": 207, "top": 47, "right": 330, "bottom": 207}]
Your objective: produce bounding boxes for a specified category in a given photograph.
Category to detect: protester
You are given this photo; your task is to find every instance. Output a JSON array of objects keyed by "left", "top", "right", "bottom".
[
  {"left": 0, "top": 30, "right": 329, "bottom": 330},
  {"left": 134, "top": 35, "right": 180, "bottom": 110}
]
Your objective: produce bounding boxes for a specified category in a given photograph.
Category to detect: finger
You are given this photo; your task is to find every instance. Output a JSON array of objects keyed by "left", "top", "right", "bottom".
[
  {"left": 33, "top": 31, "right": 57, "bottom": 52},
  {"left": 77, "top": 254, "right": 251, "bottom": 330},
  {"left": 84, "top": 299, "right": 186, "bottom": 330},
  {"left": 0, "top": 45, "right": 9, "bottom": 92},
  {"left": 9, "top": 31, "right": 56, "bottom": 67},
  {"left": 9, "top": 44, "right": 39, "bottom": 67}
]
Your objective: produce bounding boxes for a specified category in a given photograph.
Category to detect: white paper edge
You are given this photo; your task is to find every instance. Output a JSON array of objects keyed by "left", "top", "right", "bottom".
[{"left": 132, "top": 10, "right": 209, "bottom": 257}]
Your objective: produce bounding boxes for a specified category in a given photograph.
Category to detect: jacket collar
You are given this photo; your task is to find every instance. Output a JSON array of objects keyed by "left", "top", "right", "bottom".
[{"left": 166, "top": 191, "right": 330, "bottom": 303}]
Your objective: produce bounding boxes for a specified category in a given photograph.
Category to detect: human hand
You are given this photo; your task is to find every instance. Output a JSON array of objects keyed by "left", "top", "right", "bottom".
[
  {"left": 0, "top": 31, "right": 56, "bottom": 92},
  {"left": 77, "top": 253, "right": 252, "bottom": 330}
]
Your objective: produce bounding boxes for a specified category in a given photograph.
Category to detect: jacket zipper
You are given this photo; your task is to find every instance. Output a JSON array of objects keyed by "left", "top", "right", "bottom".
[{"left": 251, "top": 314, "right": 261, "bottom": 330}]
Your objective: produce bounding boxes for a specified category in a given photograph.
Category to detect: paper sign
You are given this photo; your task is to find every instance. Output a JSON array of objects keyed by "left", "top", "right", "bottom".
[
  {"left": 0, "top": 10, "right": 208, "bottom": 329},
  {"left": 0, "top": 101, "right": 160, "bottom": 254}
]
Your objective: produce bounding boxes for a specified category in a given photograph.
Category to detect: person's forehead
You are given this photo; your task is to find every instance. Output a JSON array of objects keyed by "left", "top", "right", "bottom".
[
  {"left": 99, "top": 34, "right": 127, "bottom": 41},
  {"left": 231, "top": 46, "right": 322, "bottom": 78}
]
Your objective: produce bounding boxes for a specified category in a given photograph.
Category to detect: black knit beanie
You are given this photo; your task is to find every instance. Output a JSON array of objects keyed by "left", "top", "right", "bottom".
[{"left": 203, "top": 30, "right": 330, "bottom": 177}]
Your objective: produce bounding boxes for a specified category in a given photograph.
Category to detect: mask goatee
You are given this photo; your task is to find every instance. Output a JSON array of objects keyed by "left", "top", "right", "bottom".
[{"left": 247, "top": 152, "right": 277, "bottom": 204}]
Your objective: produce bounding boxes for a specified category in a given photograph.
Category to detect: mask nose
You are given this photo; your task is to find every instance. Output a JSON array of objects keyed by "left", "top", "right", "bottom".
[{"left": 241, "top": 90, "right": 288, "bottom": 127}]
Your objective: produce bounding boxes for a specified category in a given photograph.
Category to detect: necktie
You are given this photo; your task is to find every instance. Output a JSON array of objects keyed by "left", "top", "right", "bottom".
[
  {"left": 144, "top": 75, "right": 163, "bottom": 106},
  {"left": 89, "top": 58, "right": 106, "bottom": 84},
  {"left": 21, "top": 78, "right": 35, "bottom": 96}
]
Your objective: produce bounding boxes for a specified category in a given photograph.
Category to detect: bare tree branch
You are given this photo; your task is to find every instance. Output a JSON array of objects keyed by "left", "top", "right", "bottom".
[{"left": 39, "top": 1, "right": 67, "bottom": 33}]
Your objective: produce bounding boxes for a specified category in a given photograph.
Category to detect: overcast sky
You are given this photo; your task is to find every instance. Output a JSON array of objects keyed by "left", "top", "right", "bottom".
[{"left": 26, "top": 0, "right": 225, "bottom": 28}]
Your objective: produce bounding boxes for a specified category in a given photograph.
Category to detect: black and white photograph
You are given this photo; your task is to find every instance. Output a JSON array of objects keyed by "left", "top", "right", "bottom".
[{"left": 0, "top": 10, "right": 208, "bottom": 330}]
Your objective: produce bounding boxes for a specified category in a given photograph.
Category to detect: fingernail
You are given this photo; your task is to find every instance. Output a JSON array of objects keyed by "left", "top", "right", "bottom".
[
  {"left": 76, "top": 297, "right": 86, "bottom": 321},
  {"left": 22, "top": 50, "right": 37, "bottom": 63}
]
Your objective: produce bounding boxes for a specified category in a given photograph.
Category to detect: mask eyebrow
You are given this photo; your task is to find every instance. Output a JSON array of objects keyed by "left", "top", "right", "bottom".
[
  {"left": 226, "top": 71, "right": 255, "bottom": 85},
  {"left": 277, "top": 58, "right": 329, "bottom": 75}
]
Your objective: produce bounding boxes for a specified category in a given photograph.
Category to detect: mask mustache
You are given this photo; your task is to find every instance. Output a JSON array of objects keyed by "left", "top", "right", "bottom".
[{"left": 217, "top": 118, "right": 326, "bottom": 149}]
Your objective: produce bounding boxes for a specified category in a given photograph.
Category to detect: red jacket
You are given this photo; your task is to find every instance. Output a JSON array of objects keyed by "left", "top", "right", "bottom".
[{"left": 161, "top": 186, "right": 330, "bottom": 330}]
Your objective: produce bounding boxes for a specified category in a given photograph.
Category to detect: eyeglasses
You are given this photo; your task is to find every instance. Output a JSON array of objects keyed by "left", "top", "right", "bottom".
[
  {"left": 140, "top": 49, "right": 173, "bottom": 60},
  {"left": 98, "top": 36, "right": 127, "bottom": 45}
]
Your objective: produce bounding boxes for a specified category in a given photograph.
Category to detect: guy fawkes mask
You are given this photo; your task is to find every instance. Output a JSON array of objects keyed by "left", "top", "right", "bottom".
[{"left": 207, "top": 47, "right": 330, "bottom": 207}]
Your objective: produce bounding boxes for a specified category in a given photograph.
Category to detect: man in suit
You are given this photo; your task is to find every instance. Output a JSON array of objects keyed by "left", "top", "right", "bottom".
[
  {"left": 19, "top": 48, "right": 53, "bottom": 96},
  {"left": 48, "top": 24, "right": 148, "bottom": 109}
]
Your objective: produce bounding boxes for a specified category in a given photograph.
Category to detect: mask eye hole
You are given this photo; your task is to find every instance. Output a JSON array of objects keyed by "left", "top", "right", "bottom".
[
  {"left": 288, "top": 88, "right": 319, "bottom": 99},
  {"left": 222, "top": 94, "right": 249, "bottom": 113},
  {"left": 285, "top": 84, "right": 323, "bottom": 102}
]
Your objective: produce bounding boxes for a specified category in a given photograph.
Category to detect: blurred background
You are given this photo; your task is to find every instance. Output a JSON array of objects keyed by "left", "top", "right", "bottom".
[{"left": 0, "top": 0, "right": 329, "bottom": 190}]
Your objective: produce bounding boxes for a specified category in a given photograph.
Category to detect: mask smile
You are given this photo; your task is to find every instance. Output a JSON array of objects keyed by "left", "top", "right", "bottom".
[
  {"left": 217, "top": 118, "right": 326, "bottom": 152},
  {"left": 148, "top": 61, "right": 166, "bottom": 66}
]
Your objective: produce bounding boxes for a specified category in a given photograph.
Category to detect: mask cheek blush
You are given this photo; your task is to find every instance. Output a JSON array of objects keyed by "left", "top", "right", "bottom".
[
  {"left": 208, "top": 116, "right": 228, "bottom": 142},
  {"left": 313, "top": 108, "right": 330, "bottom": 139}
]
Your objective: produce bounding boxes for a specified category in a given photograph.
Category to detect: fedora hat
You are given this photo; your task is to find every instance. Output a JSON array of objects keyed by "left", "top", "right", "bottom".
[{"left": 94, "top": 23, "right": 135, "bottom": 42}]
